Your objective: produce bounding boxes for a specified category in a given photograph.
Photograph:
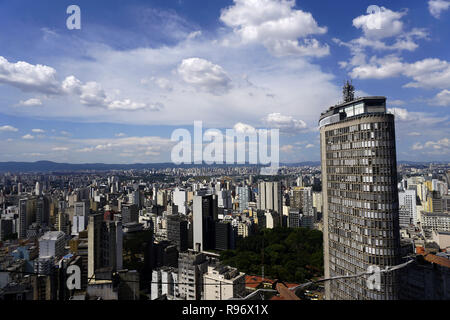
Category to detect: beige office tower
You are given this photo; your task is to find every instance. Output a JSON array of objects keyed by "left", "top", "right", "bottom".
[
  {"left": 320, "top": 82, "right": 401, "bottom": 300},
  {"left": 257, "top": 181, "right": 282, "bottom": 214}
]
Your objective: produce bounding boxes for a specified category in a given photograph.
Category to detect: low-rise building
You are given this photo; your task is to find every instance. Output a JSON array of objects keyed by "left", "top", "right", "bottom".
[
  {"left": 430, "top": 230, "right": 450, "bottom": 250},
  {"left": 203, "top": 264, "right": 245, "bottom": 300}
]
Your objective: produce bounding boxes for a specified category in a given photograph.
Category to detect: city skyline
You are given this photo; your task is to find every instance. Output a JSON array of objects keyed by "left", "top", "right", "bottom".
[{"left": 0, "top": 0, "right": 449, "bottom": 164}]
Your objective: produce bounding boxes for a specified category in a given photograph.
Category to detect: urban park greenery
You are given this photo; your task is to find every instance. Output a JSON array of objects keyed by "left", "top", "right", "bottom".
[{"left": 220, "top": 227, "right": 323, "bottom": 283}]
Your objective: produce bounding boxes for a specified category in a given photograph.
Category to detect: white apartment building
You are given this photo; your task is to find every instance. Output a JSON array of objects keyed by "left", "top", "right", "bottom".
[
  {"left": 399, "top": 189, "right": 418, "bottom": 227},
  {"left": 39, "top": 231, "right": 66, "bottom": 258},
  {"left": 151, "top": 267, "right": 180, "bottom": 300},
  {"left": 421, "top": 211, "right": 450, "bottom": 232},
  {"left": 203, "top": 265, "right": 245, "bottom": 300},
  {"left": 71, "top": 200, "right": 89, "bottom": 236},
  {"left": 178, "top": 251, "right": 208, "bottom": 300},
  {"left": 173, "top": 188, "right": 187, "bottom": 214}
]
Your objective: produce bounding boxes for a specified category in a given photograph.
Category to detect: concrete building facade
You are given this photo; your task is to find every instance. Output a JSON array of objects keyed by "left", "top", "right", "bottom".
[{"left": 320, "top": 88, "right": 401, "bottom": 300}]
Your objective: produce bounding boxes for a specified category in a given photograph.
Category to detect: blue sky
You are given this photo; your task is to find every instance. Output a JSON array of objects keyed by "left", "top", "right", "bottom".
[{"left": 0, "top": 0, "right": 449, "bottom": 163}]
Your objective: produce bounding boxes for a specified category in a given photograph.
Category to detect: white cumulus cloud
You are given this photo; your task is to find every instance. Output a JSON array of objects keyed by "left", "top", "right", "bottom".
[
  {"left": 430, "top": 89, "right": 450, "bottom": 107},
  {"left": 0, "top": 125, "right": 18, "bottom": 132},
  {"left": 349, "top": 56, "right": 450, "bottom": 90},
  {"left": 0, "top": 56, "right": 60, "bottom": 94},
  {"left": 262, "top": 112, "right": 307, "bottom": 133},
  {"left": 388, "top": 107, "right": 447, "bottom": 126},
  {"left": 352, "top": 7, "right": 406, "bottom": 40},
  {"left": 429, "top": 0, "right": 450, "bottom": 18},
  {"left": 220, "top": 0, "right": 329, "bottom": 57},
  {"left": 412, "top": 138, "right": 449, "bottom": 155},
  {"left": 233, "top": 122, "right": 256, "bottom": 134},
  {"left": 62, "top": 75, "right": 162, "bottom": 111},
  {"left": 178, "top": 58, "right": 232, "bottom": 95},
  {"left": 18, "top": 98, "right": 43, "bottom": 107}
]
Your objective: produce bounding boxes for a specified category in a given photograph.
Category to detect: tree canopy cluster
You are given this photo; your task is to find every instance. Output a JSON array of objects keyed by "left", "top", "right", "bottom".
[{"left": 220, "top": 227, "right": 323, "bottom": 283}]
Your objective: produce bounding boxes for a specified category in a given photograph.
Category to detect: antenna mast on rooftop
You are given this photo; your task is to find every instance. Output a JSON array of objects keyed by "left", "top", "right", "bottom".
[{"left": 343, "top": 80, "right": 355, "bottom": 103}]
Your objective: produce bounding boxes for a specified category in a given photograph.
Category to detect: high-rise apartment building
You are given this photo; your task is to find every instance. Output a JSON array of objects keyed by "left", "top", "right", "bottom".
[
  {"left": 257, "top": 181, "right": 282, "bottom": 226},
  {"left": 72, "top": 200, "right": 89, "bottom": 236},
  {"left": 398, "top": 189, "right": 417, "bottom": 227},
  {"left": 35, "top": 196, "right": 49, "bottom": 227},
  {"left": 420, "top": 211, "right": 450, "bottom": 232},
  {"left": 38, "top": 231, "right": 66, "bottom": 258},
  {"left": 193, "top": 194, "right": 217, "bottom": 252},
  {"left": 167, "top": 214, "right": 188, "bottom": 252},
  {"left": 292, "top": 187, "right": 315, "bottom": 228},
  {"left": 35, "top": 181, "right": 42, "bottom": 196},
  {"left": 56, "top": 208, "right": 70, "bottom": 235},
  {"left": 0, "top": 219, "right": 13, "bottom": 241},
  {"left": 258, "top": 181, "right": 281, "bottom": 213},
  {"left": 173, "top": 188, "right": 188, "bottom": 215},
  {"left": 320, "top": 83, "right": 401, "bottom": 300},
  {"left": 216, "top": 190, "right": 232, "bottom": 209},
  {"left": 88, "top": 214, "right": 123, "bottom": 280},
  {"left": 157, "top": 190, "right": 168, "bottom": 208},
  {"left": 178, "top": 250, "right": 208, "bottom": 300},
  {"left": 237, "top": 186, "right": 251, "bottom": 213},
  {"left": 151, "top": 267, "right": 179, "bottom": 300},
  {"left": 121, "top": 203, "right": 139, "bottom": 224},
  {"left": 214, "top": 221, "right": 235, "bottom": 251},
  {"left": 18, "top": 198, "right": 28, "bottom": 239},
  {"left": 130, "top": 190, "right": 141, "bottom": 208},
  {"left": 203, "top": 264, "right": 246, "bottom": 300},
  {"left": 288, "top": 208, "right": 300, "bottom": 228},
  {"left": 313, "top": 191, "right": 323, "bottom": 215}
]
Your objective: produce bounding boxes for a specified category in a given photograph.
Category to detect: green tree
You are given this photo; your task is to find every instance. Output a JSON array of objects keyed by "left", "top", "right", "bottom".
[{"left": 219, "top": 227, "right": 323, "bottom": 282}]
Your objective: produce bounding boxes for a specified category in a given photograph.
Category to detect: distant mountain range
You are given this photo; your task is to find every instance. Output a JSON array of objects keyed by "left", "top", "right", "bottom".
[
  {"left": 0, "top": 160, "right": 445, "bottom": 173},
  {"left": 0, "top": 161, "right": 320, "bottom": 172},
  {"left": 0, "top": 160, "right": 319, "bottom": 173}
]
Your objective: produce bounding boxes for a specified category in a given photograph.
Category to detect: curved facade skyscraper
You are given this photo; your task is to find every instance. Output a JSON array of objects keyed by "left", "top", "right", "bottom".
[{"left": 320, "top": 84, "right": 401, "bottom": 300}]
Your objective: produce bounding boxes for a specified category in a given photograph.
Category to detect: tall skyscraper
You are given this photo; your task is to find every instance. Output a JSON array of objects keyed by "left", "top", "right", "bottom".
[
  {"left": 38, "top": 231, "right": 66, "bottom": 258},
  {"left": 18, "top": 198, "right": 28, "bottom": 239},
  {"left": 214, "top": 221, "right": 236, "bottom": 250},
  {"left": 257, "top": 181, "right": 282, "bottom": 215},
  {"left": 130, "top": 190, "right": 141, "bottom": 208},
  {"left": 121, "top": 203, "right": 139, "bottom": 224},
  {"left": 292, "top": 186, "right": 315, "bottom": 228},
  {"left": 237, "top": 186, "right": 251, "bottom": 212},
  {"left": 178, "top": 250, "right": 208, "bottom": 300},
  {"left": 35, "top": 181, "right": 42, "bottom": 196},
  {"left": 398, "top": 189, "right": 417, "bottom": 227},
  {"left": 320, "top": 83, "right": 401, "bottom": 300},
  {"left": 296, "top": 174, "right": 303, "bottom": 187},
  {"left": 35, "top": 196, "right": 49, "bottom": 227},
  {"left": 167, "top": 214, "right": 188, "bottom": 252},
  {"left": 172, "top": 188, "right": 187, "bottom": 215},
  {"left": 72, "top": 200, "right": 89, "bottom": 236},
  {"left": 193, "top": 194, "right": 217, "bottom": 252},
  {"left": 157, "top": 190, "right": 168, "bottom": 208},
  {"left": 216, "top": 190, "right": 232, "bottom": 209},
  {"left": 88, "top": 214, "right": 123, "bottom": 280}
]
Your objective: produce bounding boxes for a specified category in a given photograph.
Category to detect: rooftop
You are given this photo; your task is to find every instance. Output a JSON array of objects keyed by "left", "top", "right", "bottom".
[
  {"left": 244, "top": 275, "right": 299, "bottom": 289},
  {"left": 321, "top": 96, "right": 386, "bottom": 117},
  {"left": 40, "top": 231, "right": 65, "bottom": 241},
  {"left": 422, "top": 253, "right": 450, "bottom": 268},
  {"left": 319, "top": 96, "right": 388, "bottom": 127}
]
